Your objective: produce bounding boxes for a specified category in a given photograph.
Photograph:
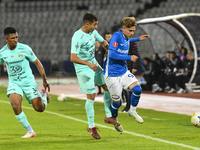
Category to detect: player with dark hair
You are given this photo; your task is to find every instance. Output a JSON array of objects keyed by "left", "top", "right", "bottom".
[
  {"left": 0, "top": 27, "right": 50, "bottom": 138},
  {"left": 70, "top": 12, "right": 119, "bottom": 139},
  {"left": 103, "top": 17, "right": 149, "bottom": 131}
]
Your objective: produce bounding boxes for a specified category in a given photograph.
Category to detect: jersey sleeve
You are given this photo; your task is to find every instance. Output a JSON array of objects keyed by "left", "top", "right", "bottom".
[
  {"left": 25, "top": 46, "right": 37, "bottom": 62},
  {"left": 109, "top": 50, "right": 131, "bottom": 60},
  {"left": 129, "top": 37, "right": 140, "bottom": 42},
  {"left": 94, "top": 30, "right": 104, "bottom": 43},
  {"left": 108, "top": 33, "right": 120, "bottom": 51},
  {"left": 71, "top": 34, "right": 81, "bottom": 54}
]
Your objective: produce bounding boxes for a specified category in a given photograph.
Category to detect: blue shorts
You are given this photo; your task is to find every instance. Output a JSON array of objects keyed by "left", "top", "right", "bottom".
[
  {"left": 77, "top": 66, "right": 105, "bottom": 94},
  {"left": 7, "top": 81, "right": 41, "bottom": 104}
]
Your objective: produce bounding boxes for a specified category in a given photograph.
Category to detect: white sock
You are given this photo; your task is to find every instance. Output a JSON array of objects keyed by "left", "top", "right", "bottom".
[
  {"left": 106, "top": 115, "right": 112, "bottom": 118},
  {"left": 88, "top": 125, "right": 95, "bottom": 128},
  {"left": 130, "top": 105, "right": 136, "bottom": 112}
]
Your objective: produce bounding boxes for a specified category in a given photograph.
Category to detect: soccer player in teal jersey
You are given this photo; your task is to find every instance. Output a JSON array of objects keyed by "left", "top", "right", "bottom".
[
  {"left": 71, "top": 12, "right": 120, "bottom": 139},
  {"left": 0, "top": 27, "right": 51, "bottom": 138}
]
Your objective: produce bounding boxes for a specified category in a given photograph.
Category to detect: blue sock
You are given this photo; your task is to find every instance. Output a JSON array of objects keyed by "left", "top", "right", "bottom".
[
  {"left": 85, "top": 99, "right": 94, "bottom": 126},
  {"left": 111, "top": 101, "right": 122, "bottom": 118},
  {"left": 41, "top": 92, "right": 47, "bottom": 108},
  {"left": 103, "top": 91, "right": 112, "bottom": 117},
  {"left": 15, "top": 111, "right": 33, "bottom": 132},
  {"left": 131, "top": 85, "right": 142, "bottom": 107}
]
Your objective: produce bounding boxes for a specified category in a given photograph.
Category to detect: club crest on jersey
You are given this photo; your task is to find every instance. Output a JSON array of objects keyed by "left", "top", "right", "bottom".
[
  {"left": 18, "top": 53, "right": 23, "bottom": 58},
  {"left": 113, "top": 42, "right": 118, "bottom": 47}
]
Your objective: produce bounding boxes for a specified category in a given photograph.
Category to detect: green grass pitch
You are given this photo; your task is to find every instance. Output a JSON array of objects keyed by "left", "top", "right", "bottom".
[{"left": 0, "top": 86, "right": 200, "bottom": 150}]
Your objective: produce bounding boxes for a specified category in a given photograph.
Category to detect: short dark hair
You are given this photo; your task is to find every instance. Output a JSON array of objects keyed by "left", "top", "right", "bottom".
[
  {"left": 170, "top": 51, "right": 176, "bottom": 55},
  {"left": 4, "top": 27, "right": 17, "bottom": 36},
  {"left": 83, "top": 12, "right": 98, "bottom": 24}
]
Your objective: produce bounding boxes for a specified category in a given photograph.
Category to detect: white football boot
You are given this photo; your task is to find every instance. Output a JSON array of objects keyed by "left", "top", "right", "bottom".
[
  {"left": 128, "top": 110, "right": 144, "bottom": 124},
  {"left": 114, "top": 124, "right": 123, "bottom": 132},
  {"left": 21, "top": 131, "right": 36, "bottom": 138}
]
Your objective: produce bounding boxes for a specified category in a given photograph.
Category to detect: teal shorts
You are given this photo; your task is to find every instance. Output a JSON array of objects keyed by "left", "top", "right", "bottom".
[
  {"left": 7, "top": 81, "right": 42, "bottom": 104},
  {"left": 77, "top": 66, "right": 105, "bottom": 94}
]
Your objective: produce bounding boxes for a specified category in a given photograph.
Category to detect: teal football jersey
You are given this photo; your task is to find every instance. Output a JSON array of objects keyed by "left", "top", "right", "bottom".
[
  {"left": 0, "top": 42, "right": 37, "bottom": 84},
  {"left": 71, "top": 29, "right": 104, "bottom": 73}
]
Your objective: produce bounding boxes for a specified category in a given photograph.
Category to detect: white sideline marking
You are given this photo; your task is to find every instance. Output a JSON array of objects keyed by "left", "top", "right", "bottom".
[{"left": 0, "top": 99, "right": 199, "bottom": 150}]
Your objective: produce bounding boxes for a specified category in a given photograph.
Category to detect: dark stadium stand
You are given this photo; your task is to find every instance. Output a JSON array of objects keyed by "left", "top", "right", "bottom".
[{"left": 0, "top": 0, "right": 200, "bottom": 75}]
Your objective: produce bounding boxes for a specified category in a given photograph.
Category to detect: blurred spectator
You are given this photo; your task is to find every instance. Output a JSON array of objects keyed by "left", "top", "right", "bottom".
[
  {"left": 179, "top": 46, "right": 188, "bottom": 62},
  {"left": 105, "top": 32, "right": 112, "bottom": 43},
  {"left": 188, "top": 47, "right": 194, "bottom": 54},
  {"left": 181, "top": 52, "right": 194, "bottom": 83},
  {"left": 142, "top": 57, "right": 162, "bottom": 91},
  {"left": 152, "top": 53, "right": 166, "bottom": 92},
  {"left": 167, "top": 51, "right": 186, "bottom": 94}
]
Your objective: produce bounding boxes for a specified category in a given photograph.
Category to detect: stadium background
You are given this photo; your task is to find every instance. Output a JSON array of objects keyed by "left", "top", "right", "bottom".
[{"left": 0, "top": 0, "right": 200, "bottom": 77}]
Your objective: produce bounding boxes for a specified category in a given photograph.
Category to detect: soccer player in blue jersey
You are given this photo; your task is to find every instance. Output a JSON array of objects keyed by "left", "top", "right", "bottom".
[
  {"left": 0, "top": 27, "right": 51, "bottom": 138},
  {"left": 71, "top": 12, "right": 120, "bottom": 139},
  {"left": 103, "top": 17, "right": 149, "bottom": 131}
]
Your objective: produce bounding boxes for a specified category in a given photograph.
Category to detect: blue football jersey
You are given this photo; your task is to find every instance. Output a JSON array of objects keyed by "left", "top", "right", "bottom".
[{"left": 103, "top": 30, "right": 140, "bottom": 77}]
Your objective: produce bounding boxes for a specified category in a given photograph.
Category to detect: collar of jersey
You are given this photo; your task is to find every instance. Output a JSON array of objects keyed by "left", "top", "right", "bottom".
[{"left": 119, "top": 30, "right": 128, "bottom": 41}]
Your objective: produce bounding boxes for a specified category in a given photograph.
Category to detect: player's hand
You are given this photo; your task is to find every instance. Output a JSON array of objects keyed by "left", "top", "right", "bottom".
[
  {"left": 140, "top": 35, "right": 150, "bottom": 41},
  {"left": 132, "top": 69, "right": 137, "bottom": 74},
  {"left": 131, "top": 55, "right": 138, "bottom": 62},
  {"left": 43, "top": 79, "right": 50, "bottom": 92},
  {"left": 88, "top": 62, "right": 98, "bottom": 71}
]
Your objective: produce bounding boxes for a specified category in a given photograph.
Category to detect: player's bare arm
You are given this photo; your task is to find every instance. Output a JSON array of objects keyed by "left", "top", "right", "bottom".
[
  {"left": 70, "top": 53, "right": 98, "bottom": 71},
  {"left": 33, "top": 59, "right": 50, "bottom": 92},
  {"left": 131, "top": 55, "right": 138, "bottom": 62},
  {"left": 140, "top": 35, "right": 150, "bottom": 41},
  {"left": 100, "top": 40, "right": 109, "bottom": 51}
]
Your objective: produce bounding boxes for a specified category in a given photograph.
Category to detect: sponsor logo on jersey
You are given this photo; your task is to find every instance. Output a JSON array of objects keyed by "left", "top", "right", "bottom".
[
  {"left": 113, "top": 42, "right": 118, "bottom": 47},
  {"left": 117, "top": 49, "right": 129, "bottom": 53},
  {"left": 18, "top": 53, "right": 23, "bottom": 58},
  {"left": 94, "top": 34, "right": 96, "bottom": 39},
  {"left": 11, "top": 55, "right": 14, "bottom": 58}
]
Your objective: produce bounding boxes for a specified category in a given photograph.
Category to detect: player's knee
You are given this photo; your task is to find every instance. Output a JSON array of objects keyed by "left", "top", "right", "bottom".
[
  {"left": 34, "top": 106, "right": 45, "bottom": 112},
  {"left": 32, "top": 101, "right": 45, "bottom": 112},
  {"left": 131, "top": 85, "right": 142, "bottom": 96},
  {"left": 11, "top": 102, "right": 20, "bottom": 111}
]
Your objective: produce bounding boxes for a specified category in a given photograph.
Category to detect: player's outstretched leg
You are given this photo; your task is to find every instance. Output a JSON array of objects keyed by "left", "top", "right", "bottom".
[
  {"left": 106, "top": 100, "right": 122, "bottom": 130},
  {"left": 103, "top": 90, "right": 120, "bottom": 126},
  {"left": 114, "top": 117, "right": 123, "bottom": 132},
  {"left": 15, "top": 111, "right": 36, "bottom": 138},
  {"left": 128, "top": 85, "right": 143, "bottom": 124},
  {"left": 85, "top": 99, "right": 100, "bottom": 139},
  {"left": 87, "top": 126, "right": 101, "bottom": 139}
]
